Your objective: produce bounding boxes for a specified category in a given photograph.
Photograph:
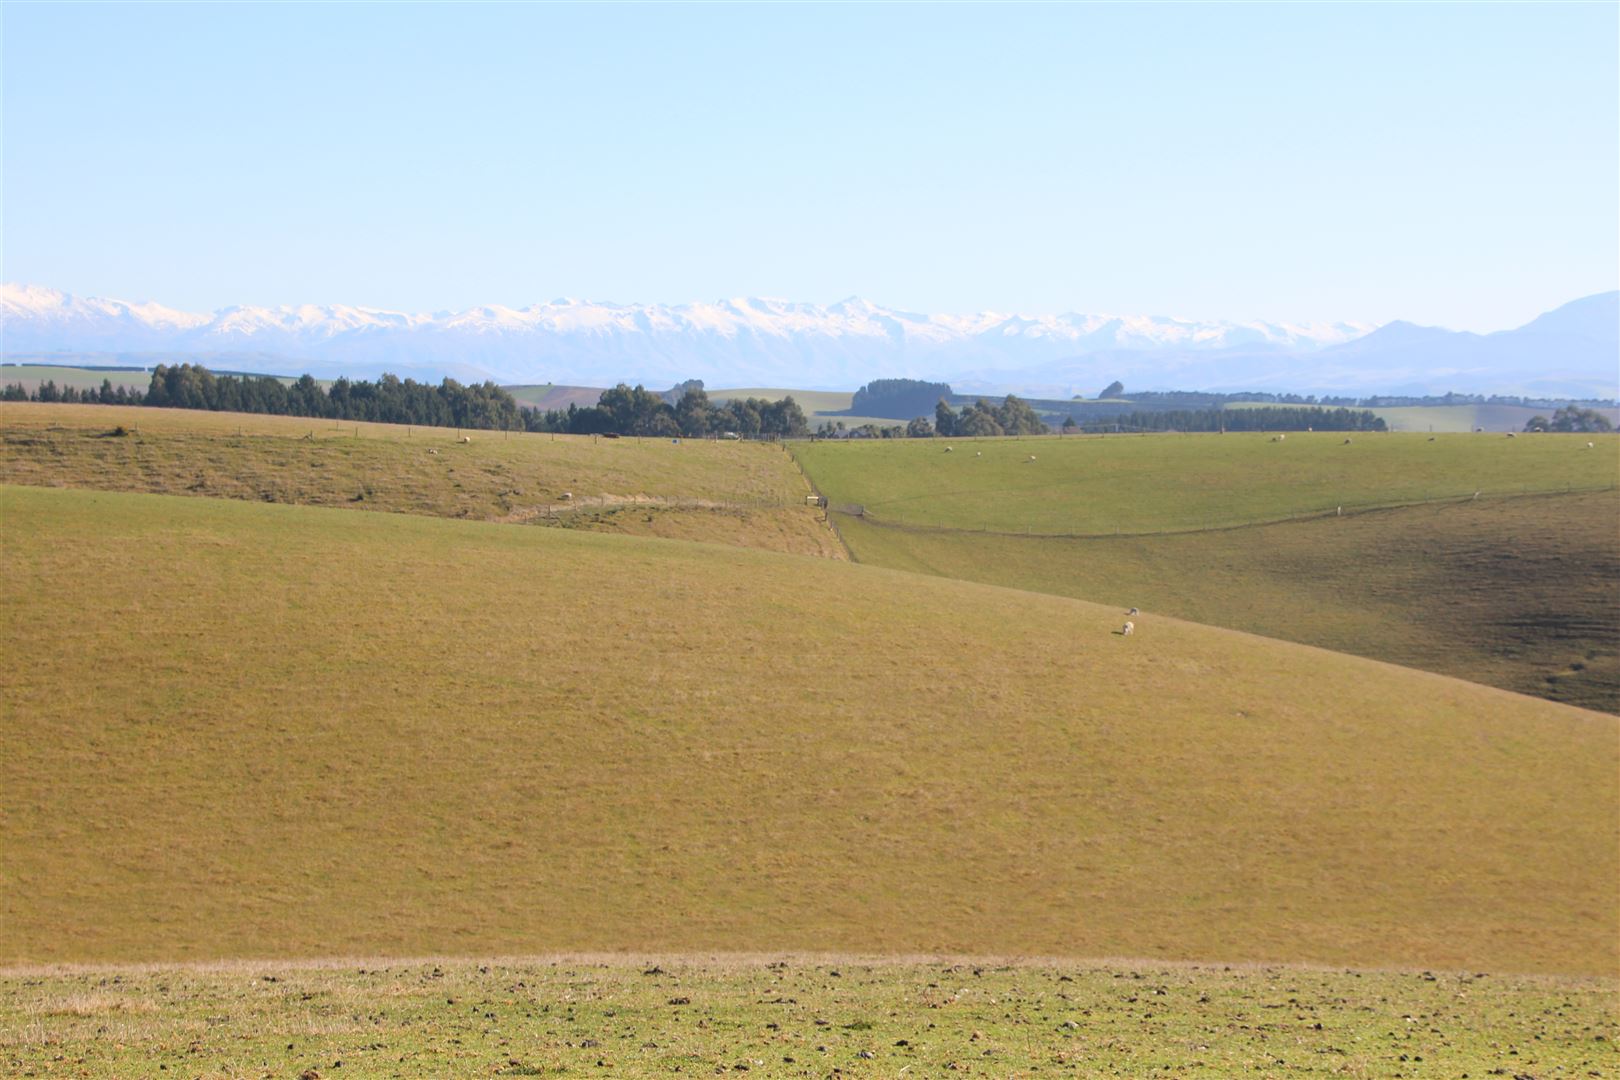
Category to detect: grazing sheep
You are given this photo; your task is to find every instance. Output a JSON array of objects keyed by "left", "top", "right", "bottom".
[
  {"left": 427, "top": 448, "right": 438, "bottom": 455},
  {"left": 559, "top": 491, "right": 573, "bottom": 501},
  {"left": 1428, "top": 436, "right": 1436, "bottom": 441},
  {"left": 1122, "top": 621, "right": 1134, "bottom": 636},
  {"left": 1027, "top": 454, "right": 1037, "bottom": 462},
  {"left": 1343, "top": 438, "right": 1353, "bottom": 445},
  {"left": 1506, "top": 432, "right": 1516, "bottom": 439},
  {"left": 945, "top": 445, "right": 953, "bottom": 452},
  {"left": 975, "top": 451, "right": 982, "bottom": 457},
  {"left": 1587, "top": 441, "right": 1596, "bottom": 449},
  {"left": 459, "top": 435, "right": 471, "bottom": 444},
  {"left": 1127, "top": 607, "right": 1139, "bottom": 616}
]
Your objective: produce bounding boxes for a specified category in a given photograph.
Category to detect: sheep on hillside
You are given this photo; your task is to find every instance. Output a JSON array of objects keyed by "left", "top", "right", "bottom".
[
  {"left": 945, "top": 445, "right": 953, "bottom": 452},
  {"left": 1127, "top": 607, "right": 1139, "bottom": 616},
  {"left": 1122, "top": 621, "right": 1135, "bottom": 636},
  {"left": 1587, "top": 441, "right": 1596, "bottom": 449},
  {"left": 1343, "top": 438, "right": 1353, "bottom": 445},
  {"left": 1027, "top": 454, "right": 1037, "bottom": 462},
  {"left": 459, "top": 435, "right": 471, "bottom": 444}
]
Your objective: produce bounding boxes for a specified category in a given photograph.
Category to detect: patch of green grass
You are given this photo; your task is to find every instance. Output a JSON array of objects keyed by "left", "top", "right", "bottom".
[
  {"left": 794, "top": 431, "right": 1617, "bottom": 535},
  {"left": 3, "top": 486, "right": 1615, "bottom": 973},
  {"left": 834, "top": 490, "right": 1620, "bottom": 712},
  {"left": 1, "top": 957, "right": 1613, "bottom": 1078}
]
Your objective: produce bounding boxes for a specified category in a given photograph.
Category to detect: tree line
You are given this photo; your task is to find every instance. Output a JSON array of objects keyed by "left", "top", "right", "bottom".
[
  {"left": 522, "top": 383, "right": 808, "bottom": 437},
  {"left": 1075, "top": 406, "right": 1386, "bottom": 433},
  {"left": 1, "top": 366, "right": 808, "bottom": 438}
]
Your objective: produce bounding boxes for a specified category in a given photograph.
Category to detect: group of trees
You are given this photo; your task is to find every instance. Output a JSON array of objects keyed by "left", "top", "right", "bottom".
[
  {"left": 523, "top": 383, "right": 809, "bottom": 438},
  {"left": 850, "top": 378, "right": 954, "bottom": 420},
  {"left": 1077, "top": 406, "right": 1386, "bottom": 433},
  {"left": 1523, "top": 406, "right": 1615, "bottom": 433},
  {"left": 2, "top": 378, "right": 141, "bottom": 405},
  {"left": 138, "top": 365, "right": 529, "bottom": 430},
  {"left": 933, "top": 396, "right": 1050, "bottom": 437},
  {"left": 0, "top": 367, "right": 808, "bottom": 439}
]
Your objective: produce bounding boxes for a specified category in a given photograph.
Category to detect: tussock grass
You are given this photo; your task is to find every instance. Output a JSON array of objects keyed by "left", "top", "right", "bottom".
[
  {"left": 0, "top": 956, "right": 1613, "bottom": 1078},
  {"left": 0, "top": 402, "right": 836, "bottom": 557},
  {"left": 3, "top": 485, "right": 1614, "bottom": 975}
]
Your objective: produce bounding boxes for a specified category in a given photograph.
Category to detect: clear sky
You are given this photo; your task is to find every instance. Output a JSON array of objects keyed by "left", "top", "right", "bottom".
[{"left": 3, "top": 2, "right": 1616, "bottom": 331}]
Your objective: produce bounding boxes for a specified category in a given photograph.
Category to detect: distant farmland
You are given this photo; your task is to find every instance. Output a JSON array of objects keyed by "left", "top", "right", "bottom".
[
  {"left": 796, "top": 432, "right": 1620, "bottom": 711},
  {"left": 3, "top": 484, "right": 1615, "bottom": 974},
  {"left": 793, "top": 430, "right": 1616, "bottom": 534}
]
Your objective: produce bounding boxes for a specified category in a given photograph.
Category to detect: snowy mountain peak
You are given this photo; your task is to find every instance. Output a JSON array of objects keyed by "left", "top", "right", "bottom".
[{"left": 3, "top": 283, "right": 1613, "bottom": 397}]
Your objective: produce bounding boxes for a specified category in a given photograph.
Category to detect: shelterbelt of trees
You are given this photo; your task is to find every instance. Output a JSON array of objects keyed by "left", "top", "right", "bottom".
[
  {"left": 1, "top": 365, "right": 810, "bottom": 438},
  {"left": 1078, "top": 406, "right": 1387, "bottom": 433}
]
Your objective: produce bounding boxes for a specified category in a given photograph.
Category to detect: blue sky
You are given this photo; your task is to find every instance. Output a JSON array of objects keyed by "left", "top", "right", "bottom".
[{"left": 3, "top": 2, "right": 1616, "bottom": 330}]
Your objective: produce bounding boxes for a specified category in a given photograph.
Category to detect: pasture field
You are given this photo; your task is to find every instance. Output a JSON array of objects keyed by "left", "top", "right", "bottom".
[
  {"left": 0, "top": 363, "right": 153, "bottom": 395},
  {"left": 501, "top": 384, "right": 605, "bottom": 411},
  {"left": 792, "top": 430, "right": 1618, "bottom": 535},
  {"left": 3, "top": 485, "right": 1616, "bottom": 974},
  {"left": 1371, "top": 403, "right": 1620, "bottom": 434},
  {"left": 0, "top": 403, "right": 841, "bottom": 558},
  {"left": 3, "top": 957, "right": 1614, "bottom": 1079},
  {"left": 835, "top": 490, "right": 1620, "bottom": 713}
]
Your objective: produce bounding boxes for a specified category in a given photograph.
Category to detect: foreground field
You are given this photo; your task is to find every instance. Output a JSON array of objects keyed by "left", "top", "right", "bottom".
[
  {"left": 3, "top": 485, "right": 1615, "bottom": 974},
  {"left": 3, "top": 957, "right": 1614, "bottom": 1079},
  {"left": 837, "top": 490, "right": 1620, "bottom": 713},
  {"left": 0, "top": 403, "right": 841, "bottom": 558},
  {"left": 794, "top": 431, "right": 1616, "bottom": 534}
]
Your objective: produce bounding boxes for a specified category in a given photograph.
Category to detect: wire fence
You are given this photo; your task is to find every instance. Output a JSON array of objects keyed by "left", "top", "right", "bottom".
[{"left": 831, "top": 482, "right": 1620, "bottom": 541}]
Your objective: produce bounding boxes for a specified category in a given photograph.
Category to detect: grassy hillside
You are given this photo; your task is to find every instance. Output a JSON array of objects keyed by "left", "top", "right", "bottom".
[
  {"left": 0, "top": 402, "right": 842, "bottom": 558},
  {"left": 4, "top": 957, "right": 1613, "bottom": 1079},
  {"left": 501, "top": 383, "right": 605, "bottom": 411},
  {"left": 3, "top": 485, "right": 1615, "bottom": 974},
  {"left": 835, "top": 491, "right": 1620, "bottom": 712},
  {"left": 794, "top": 430, "right": 1617, "bottom": 534},
  {"left": 0, "top": 363, "right": 152, "bottom": 395}
]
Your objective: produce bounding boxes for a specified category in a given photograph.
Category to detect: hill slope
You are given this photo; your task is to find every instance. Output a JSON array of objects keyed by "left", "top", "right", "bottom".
[{"left": 2, "top": 486, "right": 1614, "bottom": 974}]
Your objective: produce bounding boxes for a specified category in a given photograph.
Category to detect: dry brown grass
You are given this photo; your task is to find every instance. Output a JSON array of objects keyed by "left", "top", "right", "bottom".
[
  {"left": 3, "top": 485, "right": 1615, "bottom": 976},
  {"left": 0, "top": 401, "right": 839, "bottom": 557}
]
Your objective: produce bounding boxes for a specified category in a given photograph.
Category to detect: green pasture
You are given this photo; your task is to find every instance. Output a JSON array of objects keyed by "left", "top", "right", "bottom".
[
  {"left": 794, "top": 430, "right": 1618, "bottom": 534},
  {"left": 3, "top": 958, "right": 1612, "bottom": 1079},
  {"left": 835, "top": 489, "right": 1620, "bottom": 712},
  {"left": 3, "top": 485, "right": 1615, "bottom": 974}
]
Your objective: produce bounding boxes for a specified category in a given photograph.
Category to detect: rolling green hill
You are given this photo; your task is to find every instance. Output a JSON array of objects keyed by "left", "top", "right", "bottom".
[
  {"left": 3, "top": 485, "right": 1615, "bottom": 975},
  {"left": 793, "top": 430, "right": 1617, "bottom": 535}
]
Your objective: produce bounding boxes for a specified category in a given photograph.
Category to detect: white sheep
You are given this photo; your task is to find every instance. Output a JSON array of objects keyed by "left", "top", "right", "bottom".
[
  {"left": 1122, "top": 621, "right": 1134, "bottom": 636},
  {"left": 559, "top": 491, "right": 573, "bottom": 501},
  {"left": 1127, "top": 607, "right": 1139, "bottom": 616},
  {"left": 944, "top": 445, "right": 953, "bottom": 452},
  {"left": 1506, "top": 432, "right": 1516, "bottom": 439},
  {"left": 1587, "top": 441, "right": 1595, "bottom": 449},
  {"left": 1027, "top": 454, "right": 1037, "bottom": 462},
  {"left": 427, "top": 448, "right": 439, "bottom": 455},
  {"left": 975, "top": 451, "right": 982, "bottom": 457},
  {"left": 459, "top": 435, "right": 471, "bottom": 444}
]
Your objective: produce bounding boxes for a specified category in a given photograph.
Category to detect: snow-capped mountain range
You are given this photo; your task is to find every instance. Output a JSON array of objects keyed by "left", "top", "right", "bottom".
[{"left": 3, "top": 283, "right": 1616, "bottom": 397}]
